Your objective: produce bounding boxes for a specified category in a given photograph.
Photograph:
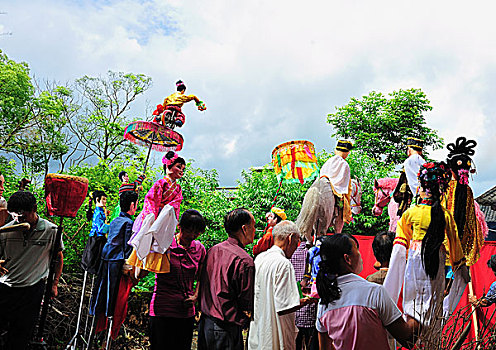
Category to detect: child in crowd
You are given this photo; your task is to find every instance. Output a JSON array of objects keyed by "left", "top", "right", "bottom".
[
  {"left": 469, "top": 255, "right": 496, "bottom": 307},
  {"left": 367, "top": 231, "right": 395, "bottom": 285},
  {"left": 81, "top": 191, "right": 110, "bottom": 274}
]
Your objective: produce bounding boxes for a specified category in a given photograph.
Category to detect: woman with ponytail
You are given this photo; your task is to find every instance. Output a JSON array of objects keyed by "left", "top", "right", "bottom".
[
  {"left": 127, "top": 151, "right": 186, "bottom": 274},
  {"left": 81, "top": 190, "right": 110, "bottom": 274},
  {"left": 383, "top": 162, "right": 467, "bottom": 333},
  {"left": 316, "top": 234, "right": 416, "bottom": 350}
]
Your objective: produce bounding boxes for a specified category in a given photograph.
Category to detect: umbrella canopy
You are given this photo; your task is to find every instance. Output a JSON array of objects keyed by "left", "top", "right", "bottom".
[{"left": 124, "top": 121, "right": 183, "bottom": 152}]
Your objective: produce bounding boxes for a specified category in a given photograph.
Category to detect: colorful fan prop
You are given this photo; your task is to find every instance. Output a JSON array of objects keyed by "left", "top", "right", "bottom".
[{"left": 272, "top": 140, "right": 319, "bottom": 185}]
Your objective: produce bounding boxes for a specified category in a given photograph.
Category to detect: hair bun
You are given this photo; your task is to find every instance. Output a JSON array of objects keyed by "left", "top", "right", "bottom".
[{"left": 165, "top": 151, "right": 175, "bottom": 159}]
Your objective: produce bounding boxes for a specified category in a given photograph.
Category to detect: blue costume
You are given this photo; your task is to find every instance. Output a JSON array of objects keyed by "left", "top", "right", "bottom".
[
  {"left": 81, "top": 207, "right": 110, "bottom": 274},
  {"left": 90, "top": 212, "right": 134, "bottom": 317}
]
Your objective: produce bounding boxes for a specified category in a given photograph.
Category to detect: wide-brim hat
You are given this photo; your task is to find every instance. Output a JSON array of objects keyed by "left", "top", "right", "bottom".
[
  {"left": 335, "top": 140, "right": 353, "bottom": 152},
  {"left": 406, "top": 137, "right": 423, "bottom": 151}
]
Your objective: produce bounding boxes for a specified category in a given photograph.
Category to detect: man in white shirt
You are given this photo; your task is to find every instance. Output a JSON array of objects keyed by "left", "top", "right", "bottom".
[
  {"left": 248, "top": 221, "right": 315, "bottom": 350},
  {"left": 393, "top": 137, "right": 425, "bottom": 216},
  {"left": 318, "top": 139, "right": 353, "bottom": 233}
]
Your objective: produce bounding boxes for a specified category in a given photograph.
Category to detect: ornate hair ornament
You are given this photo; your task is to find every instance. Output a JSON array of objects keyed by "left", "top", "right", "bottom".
[
  {"left": 446, "top": 136, "right": 477, "bottom": 183},
  {"left": 162, "top": 152, "right": 179, "bottom": 166},
  {"left": 447, "top": 136, "right": 476, "bottom": 158},
  {"left": 417, "top": 161, "right": 451, "bottom": 196},
  {"left": 176, "top": 80, "right": 185, "bottom": 87}
]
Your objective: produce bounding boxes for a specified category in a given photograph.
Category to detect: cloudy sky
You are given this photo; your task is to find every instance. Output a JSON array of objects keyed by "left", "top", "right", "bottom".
[{"left": 1, "top": 0, "right": 495, "bottom": 196}]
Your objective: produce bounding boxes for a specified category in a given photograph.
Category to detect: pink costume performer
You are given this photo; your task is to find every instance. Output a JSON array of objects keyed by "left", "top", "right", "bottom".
[{"left": 127, "top": 152, "right": 184, "bottom": 274}]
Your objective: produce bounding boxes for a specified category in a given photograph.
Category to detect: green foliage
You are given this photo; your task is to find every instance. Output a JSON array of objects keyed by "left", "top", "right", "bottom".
[
  {"left": 343, "top": 150, "right": 395, "bottom": 236},
  {"left": 179, "top": 163, "right": 230, "bottom": 250},
  {"left": 327, "top": 88, "right": 444, "bottom": 165},
  {"left": 0, "top": 50, "right": 34, "bottom": 149},
  {"left": 71, "top": 71, "right": 153, "bottom": 163}
]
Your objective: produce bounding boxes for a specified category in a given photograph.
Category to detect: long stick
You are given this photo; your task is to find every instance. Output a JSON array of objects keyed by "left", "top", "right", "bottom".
[
  {"left": 468, "top": 280, "right": 479, "bottom": 341},
  {"left": 35, "top": 216, "right": 64, "bottom": 345},
  {"left": 261, "top": 178, "right": 284, "bottom": 236},
  {"left": 142, "top": 141, "right": 154, "bottom": 175}
]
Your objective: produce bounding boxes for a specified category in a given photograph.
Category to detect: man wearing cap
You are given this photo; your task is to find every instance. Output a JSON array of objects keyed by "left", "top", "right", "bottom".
[
  {"left": 393, "top": 137, "right": 425, "bottom": 216},
  {"left": 253, "top": 207, "right": 287, "bottom": 257},
  {"left": 319, "top": 140, "right": 353, "bottom": 233}
]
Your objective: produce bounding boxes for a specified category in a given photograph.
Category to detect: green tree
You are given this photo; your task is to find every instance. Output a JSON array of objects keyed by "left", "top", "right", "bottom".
[
  {"left": 327, "top": 89, "right": 443, "bottom": 165},
  {"left": 0, "top": 50, "right": 34, "bottom": 149},
  {"left": 68, "top": 71, "right": 152, "bottom": 164}
]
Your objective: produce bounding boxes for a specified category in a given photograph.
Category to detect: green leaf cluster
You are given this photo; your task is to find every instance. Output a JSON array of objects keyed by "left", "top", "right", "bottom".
[{"left": 327, "top": 89, "right": 444, "bottom": 165}]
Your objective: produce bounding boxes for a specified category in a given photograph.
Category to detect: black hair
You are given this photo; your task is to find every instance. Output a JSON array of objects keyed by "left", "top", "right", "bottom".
[
  {"left": 118, "top": 171, "right": 128, "bottom": 182},
  {"left": 272, "top": 213, "right": 283, "bottom": 223},
  {"left": 7, "top": 191, "right": 37, "bottom": 213},
  {"left": 487, "top": 255, "right": 496, "bottom": 274},
  {"left": 317, "top": 234, "right": 359, "bottom": 306},
  {"left": 86, "top": 190, "right": 107, "bottom": 221},
  {"left": 163, "top": 151, "right": 186, "bottom": 173},
  {"left": 176, "top": 80, "right": 186, "bottom": 92},
  {"left": 372, "top": 231, "right": 394, "bottom": 265},
  {"left": 224, "top": 208, "right": 252, "bottom": 236},
  {"left": 120, "top": 191, "right": 138, "bottom": 212},
  {"left": 180, "top": 209, "right": 206, "bottom": 234}
]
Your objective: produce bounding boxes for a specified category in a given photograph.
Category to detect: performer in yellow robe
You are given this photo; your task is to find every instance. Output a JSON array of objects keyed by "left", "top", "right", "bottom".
[{"left": 384, "top": 162, "right": 468, "bottom": 337}]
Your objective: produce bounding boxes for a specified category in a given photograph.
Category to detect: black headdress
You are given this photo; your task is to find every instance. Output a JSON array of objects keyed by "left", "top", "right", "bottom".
[{"left": 446, "top": 136, "right": 476, "bottom": 174}]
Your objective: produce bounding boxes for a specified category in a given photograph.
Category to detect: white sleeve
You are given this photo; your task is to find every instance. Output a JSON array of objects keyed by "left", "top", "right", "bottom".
[
  {"left": 404, "top": 155, "right": 424, "bottom": 195},
  {"left": 377, "top": 285, "right": 403, "bottom": 326},
  {"left": 274, "top": 263, "right": 300, "bottom": 313},
  {"left": 383, "top": 243, "right": 407, "bottom": 304}
]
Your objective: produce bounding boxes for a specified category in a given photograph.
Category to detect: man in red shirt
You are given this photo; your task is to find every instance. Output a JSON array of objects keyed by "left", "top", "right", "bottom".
[{"left": 198, "top": 208, "right": 256, "bottom": 350}]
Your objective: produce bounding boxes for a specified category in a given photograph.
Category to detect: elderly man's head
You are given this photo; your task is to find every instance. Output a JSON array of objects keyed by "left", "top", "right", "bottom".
[
  {"left": 224, "top": 208, "right": 256, "bottom": 247},
  {"left": 273, "top": 220, "right": 301, "bottom": 258}
]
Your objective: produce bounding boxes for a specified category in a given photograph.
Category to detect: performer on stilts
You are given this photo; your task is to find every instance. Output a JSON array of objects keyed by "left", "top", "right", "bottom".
[
  {"left": 393, "top": 137, "right": 425, "bottom": 217},
  {"left": 153, "top": 80, "right": 206, "bottom": 128},
  {"left": 88, "top": 191, "right": 139, "bottom": 341},
  {"left": 81, "top": 191, "right": 110, "bottom": 274},
  {"left": 296, "top": 139, "right": 353, "bottom": 243},
  {"left": 87, "top": 152, "right": 186, "bottom": 344},
  {"left": 443, "top": 136, "right": 485, "bottom": 315},
  {"left": 127, "top": 151, "right": 185, "bottom": 273},
  {"left": 384, "top": 162, "right": 469, "bottom": 339}
]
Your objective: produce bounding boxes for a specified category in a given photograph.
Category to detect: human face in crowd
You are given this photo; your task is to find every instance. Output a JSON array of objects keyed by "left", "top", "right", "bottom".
[
  {"left": 179, "top": 227, "right": 204, "bottom": 247},
  {"left": 287, "top": 232, "right": 301, "bottom": 258},
  {"left": 0, "top": 175, "right": 5, "bottom": 197},
  {"left": 129, "top": 201, "right": 137, "bottom": 216},
  {"left": 96, "top": 196, "right": 107, "bottom": 207},
  {"left": 346, "top": 239, "right": 363, "bottom": 274},
  {"left": 168, "top": 163, "right": 186, "bottom": 181},
  {"left": 242, "top": 213, "right": 256, "bottom": 245},
  {"left": 266, "top": 212, "right": 278, "bottom": 227},
  {"left": 122, "top": 173, "right": 129, "bottom": 184},
  {"left": 10, "top": 209, "right": 39, "bottom": 230}
]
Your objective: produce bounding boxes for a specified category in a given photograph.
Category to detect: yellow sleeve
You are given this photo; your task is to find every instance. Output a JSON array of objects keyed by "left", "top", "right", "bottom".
[
  {"left": 444, "top": 209, "right": 465, "bottom": 268},
  {"left": 163, "top": 94, "right": 173, "bottom": 106},
  {"left": 395, "top": 209, "right": 413, "bottom": 249}
]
